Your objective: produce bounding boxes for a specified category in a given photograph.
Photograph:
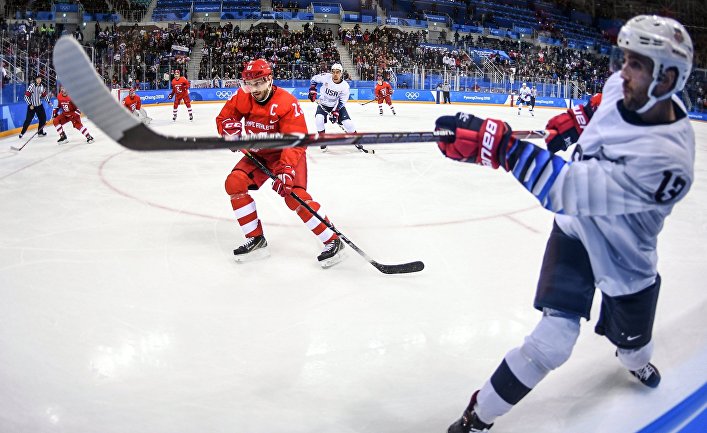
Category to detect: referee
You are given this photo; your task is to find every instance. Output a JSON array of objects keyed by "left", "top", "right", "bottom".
[{"left": 19, "top": 75, "right": 50, "bottom": 139}]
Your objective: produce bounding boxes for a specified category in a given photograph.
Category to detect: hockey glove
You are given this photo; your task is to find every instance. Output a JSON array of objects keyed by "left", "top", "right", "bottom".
[
  {"left": 167, "top": 92, "right": 174, "bottom": 100},
  {"left": 545, "top": 93, "right": 602, "bottom": 153},
  {"left": 308, "top": 84, "right": 317, "bottom": 102},
  {"left": 272, "top": 164, "right": 295, "bottom": 197},
  {"left": 220, "top": 117, "right": 242, "bottom": 140},
  {"left": 436, "top": 113, "right": 515, "bottom": 170},
  {"left": 328, "top": 110, "right": 340, "bottom": 124}
]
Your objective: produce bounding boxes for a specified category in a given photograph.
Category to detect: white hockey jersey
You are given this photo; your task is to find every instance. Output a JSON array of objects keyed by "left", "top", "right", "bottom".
[
  {"left": 310, "top": 73, "right": 350, "bottom": 110},
  {"left": 518, "top": 86, "right": 532, "bottom": 101},
  {"left": 549, "top": 72, "right": 695, "bottom": 296}
]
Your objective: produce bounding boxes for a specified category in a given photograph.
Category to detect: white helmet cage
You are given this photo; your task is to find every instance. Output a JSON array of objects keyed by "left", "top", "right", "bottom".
[{"left": 617, "top": 15, "right": 693, "bottom": 113}]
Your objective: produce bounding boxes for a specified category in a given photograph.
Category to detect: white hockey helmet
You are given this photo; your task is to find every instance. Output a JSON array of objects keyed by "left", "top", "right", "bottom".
[
  {"left": 522, "top": 82, "right": 527, "bottom": 87},
  {"left": 331, "top": 63, "right": 343, "bottom": 72},
  {"left": 617, "top": 15, "right": 693, "bottom": 113}
]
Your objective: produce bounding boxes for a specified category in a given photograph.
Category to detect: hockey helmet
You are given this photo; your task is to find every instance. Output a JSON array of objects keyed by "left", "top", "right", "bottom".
[
  {"left": 174, "top": 69, "right": 181, "bottom": 75},
  {"left": 522, "top": 82, "right": 527, "bottom": 87},
  {"left": 129, "top": 87, "right": 136, "bottom": 94},
  {"left": 241, "top": 58, "right": 272, "bottom": 81},
  {"left": 377, "top": 75, "right": 383, "bottom": 81},
  {"left": 331, "top": 63, "right": 343, "bottom": 72},
  {"left": 617, "top": 15, "right": 693, "bottom": 113}
]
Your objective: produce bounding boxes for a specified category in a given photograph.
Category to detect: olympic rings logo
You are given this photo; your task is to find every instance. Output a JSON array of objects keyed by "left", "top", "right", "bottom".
[
  {"left": 216, "top": 90, "right": 234, "bottom": 99},
  {"left": 405, "top": 92, "right": 420, "bottom": 99},
  {"left": 321, "top": 7, "right": 331, "bottom": 12}
]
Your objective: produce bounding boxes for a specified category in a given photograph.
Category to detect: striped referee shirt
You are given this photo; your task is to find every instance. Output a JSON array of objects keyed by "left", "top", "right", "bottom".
[{"left": 24, "top": 82, "right": 50, "bottom": 107}]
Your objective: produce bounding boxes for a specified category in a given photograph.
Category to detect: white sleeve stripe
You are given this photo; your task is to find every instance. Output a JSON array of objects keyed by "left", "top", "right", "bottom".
[{"left": 531, "top": 162, "right": 554, "bottom": 197}]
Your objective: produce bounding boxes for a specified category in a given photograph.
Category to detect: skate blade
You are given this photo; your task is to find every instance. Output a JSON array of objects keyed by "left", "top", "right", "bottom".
[
  {"left": 234, "top": 247, "right": 270, "bottom": 263},
  {"left": 318, "top": 251, "right": 346, "bottom": 269}
]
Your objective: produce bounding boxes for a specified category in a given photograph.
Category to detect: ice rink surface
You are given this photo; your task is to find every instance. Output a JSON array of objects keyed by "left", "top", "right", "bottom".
[{"left": 1, "top": 100, "right": 705, "bottom": 433}]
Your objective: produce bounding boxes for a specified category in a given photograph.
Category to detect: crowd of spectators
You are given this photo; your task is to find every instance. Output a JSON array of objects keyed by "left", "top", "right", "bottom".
[
  {"left": 1, "top": 17, "right": 60, "bottom": 87},
  {"left": 344, "top": 26, "right": 473, "bottom": 81},
  {"left": 197, "top": 22, "right": 340, "bottom": 81},
  {"left": 342, "top": 24, "right": 609, "bottom": 95},
  {"left": 0, "top": 1, "right": 704, "bottom": 111},
  {"left": 92, "top": 22, "right": 195, "bottom": 89}
]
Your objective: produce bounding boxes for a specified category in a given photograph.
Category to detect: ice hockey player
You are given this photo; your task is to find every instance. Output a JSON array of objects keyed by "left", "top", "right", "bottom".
[
  {"left": 216, "top": 58, "right": 346, "bottom": 268},
  {"left": 168, "top": 69, "right": 193, "bottom": 122},
  {"left": 517, "top": 82, "right": 533, "bottom": 116},
  {"left": 309, "top": 63, "right": 363, "bottom": 152},
  {"left": 374, "top": 75, "right": 396, "bottom": 116},
  {"left": 122, "top": 88, "right": 152, "bottom": 124},
  {"left": 435, "top": 14, "right": 694, "bottom": 432},
  {"left": 53, "top": 85, "right": 94, "bottom": 144}
]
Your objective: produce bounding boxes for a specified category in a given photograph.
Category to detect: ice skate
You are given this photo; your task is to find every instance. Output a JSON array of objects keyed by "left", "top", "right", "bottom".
[
  {"left": 172, "top": 115, "right": 177, "bottom": 122},
  {"left": 629, "top": 363, "right": 661, "bottom": 388},
  {"left": 86, "top": 135, "right": 94, "bottom": 144},
  {"left": 233, "top": 235, "right": 269, "bottom": 262},
  {"left": 448, "top": 391, "right": 494, "bottom": 433},
  {"left": 189, "top": 114, "right": 193, "bottom": 121},
  {"left": 38, "top": 130, "right": 47, "bottom": 136},
  {"left": 57, "top": 132, "right": 68, "bottom": 144},
  {"left": 317, "top": 237, "right": 345, "bottom": 268},
  {"left": 320, "top": 145, "right": 327, "bottom": 152}
]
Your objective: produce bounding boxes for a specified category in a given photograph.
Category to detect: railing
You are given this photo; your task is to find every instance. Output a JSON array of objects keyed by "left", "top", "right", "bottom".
[{"left": 1, "top": 32, "right": 59, "bottom": 104}]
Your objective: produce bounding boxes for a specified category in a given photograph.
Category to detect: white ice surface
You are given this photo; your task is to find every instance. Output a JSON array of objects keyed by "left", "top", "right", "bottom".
[{"left": 1, "top": 101, "right": 705, "bottom": 433}]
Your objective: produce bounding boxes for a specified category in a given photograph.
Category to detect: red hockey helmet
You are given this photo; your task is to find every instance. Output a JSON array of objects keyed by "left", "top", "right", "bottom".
[
  {"left": 174, "top": 69, "right": 181, "bottom": 75},
  {"left": 241, "top": 59, "right": 272, "bottom": 81}
]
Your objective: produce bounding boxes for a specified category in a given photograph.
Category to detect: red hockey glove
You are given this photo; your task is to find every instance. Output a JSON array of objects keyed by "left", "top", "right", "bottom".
[
  {"left": 436, "top": 113, "right": 515, "bottom": 170},
  {"left": 308, "top": 84, "right": 317, "bottom": 102},
  {"left": 328, "top": 110, "right": 340, "bottom": 124},
  {"left": 167, "top": 92, "right": 174, "bottom": 100},
  {"left": 220, "top": 117, "right": 242, "bottom": 140},
  {"left": 545, "top": 93, "right": 601, "bottom": 153},
  {"left": 272, "top": 164, "right": 295, "bottom": 197},
  {"left": 51, "top": 108, "right": 58, "bottom": 118}
]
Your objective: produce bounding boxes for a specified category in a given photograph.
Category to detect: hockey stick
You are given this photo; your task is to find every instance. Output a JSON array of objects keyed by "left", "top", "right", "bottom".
[
  {"left": 52, "top": 37, "right": 550, "bottom": 152},
  {"left": 10, "top": 130, "right": 39, "bottom": 151},
  {"left": 360, "top": 98, "right": 376, "bottom": 106},
  {"left": 315, "top": 101, "right": 374, "bottom": 154},
  {"left": 242, "top": 151, "right": 424, "bottom": 274}
]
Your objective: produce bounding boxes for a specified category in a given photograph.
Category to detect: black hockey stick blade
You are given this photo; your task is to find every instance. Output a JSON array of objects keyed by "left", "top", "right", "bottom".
[
  {"left": 371, "top": 260, "right": 425, "bottom": 274},
  {"left": 53, "top": 36, "right": 449, "bottom": 151}
]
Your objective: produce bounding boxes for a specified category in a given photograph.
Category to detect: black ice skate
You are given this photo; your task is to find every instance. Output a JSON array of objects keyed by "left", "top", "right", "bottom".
[
  {"left": 57, "top": 132, "right": 68, "bottom": 144},
  {"left": 629, "top": 363, "right": 661, "bottom": 388},
  {"left": 233, "top": 235, "right": 269, "bottom": 262},
  {"left": 38, "top": 130, "right": 47, "bottom": 136},
  {"left": 172, "top": 115, "right": 177, "bottom": 122},
  {"left": 18, "top": 133, "right": 23, "bottom": 139},
  {"left": 86, "top": 135, "right": 94, "bottom": 143},
  {"left": 320, "top": 145, "right": 327, "bottom": 152},
  {"left": 317, "top": 237, "right": 345, "bottom": 268},
  {"left": 448, "top": 391, "right": 494, "bottom": 433},
  {"left": 189, "top": 114, "right": 193, "bottom": 121}
]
